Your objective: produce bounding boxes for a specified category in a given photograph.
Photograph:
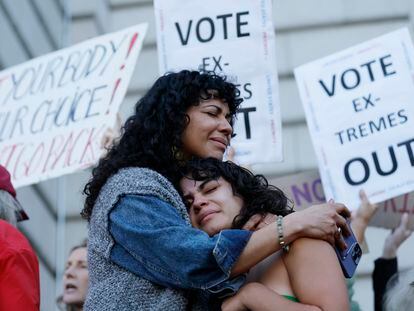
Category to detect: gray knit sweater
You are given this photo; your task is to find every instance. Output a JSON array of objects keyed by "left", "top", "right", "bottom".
[{"left": 84, "top": 167, "right": 208, "bottom": 310}]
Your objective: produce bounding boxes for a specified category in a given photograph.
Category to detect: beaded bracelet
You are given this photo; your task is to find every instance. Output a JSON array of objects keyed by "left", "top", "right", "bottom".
[{"left": 277, "top": 215, "right": 290, "bottom": 252}]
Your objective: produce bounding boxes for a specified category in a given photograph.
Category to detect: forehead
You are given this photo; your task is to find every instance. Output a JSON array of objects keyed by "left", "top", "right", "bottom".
[
  {"left": 180, "top": 176, "right": 232, "bottom": 193},
  {"left": 180, "top": 177, "right": 204, "bottom": 193},
  {"left": 68, "top": 247, "right": 87, "bottom": 262},
  {"left": 196, "top": 98, "right": 230, "bottom": 113}
]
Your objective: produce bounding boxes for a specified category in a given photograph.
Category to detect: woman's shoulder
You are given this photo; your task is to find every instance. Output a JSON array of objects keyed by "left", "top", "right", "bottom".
[
  {"left": 110, "top": 167, "right": 172, "bottom": 189},
  {"left": 101, "top": 166, "right": 184, "bottom": 210}
]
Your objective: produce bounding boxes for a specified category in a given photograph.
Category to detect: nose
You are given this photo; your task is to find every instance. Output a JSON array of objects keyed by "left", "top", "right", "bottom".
[
  {"left": 218, "top": 116, "right": 232, "bottom": 137},
  {"left": 64, "top": 266, "right": 76, "bottom": 279},
  {"left": 192, "top": 195, "right": 208, "bottom": 213}
]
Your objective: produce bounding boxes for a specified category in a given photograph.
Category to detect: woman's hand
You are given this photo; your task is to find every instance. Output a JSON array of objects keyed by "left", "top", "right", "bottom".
[
  {"left": 382, "top": 213, "right": 413, "bottom": 259},
  {"left": 351, "top": 189, "right": 379, "bottom": 243},
  {"left": 284, "top": 202, "right": 351, "bottom": 249}
]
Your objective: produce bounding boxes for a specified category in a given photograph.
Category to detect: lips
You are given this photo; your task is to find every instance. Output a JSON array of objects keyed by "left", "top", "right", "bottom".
[
  {"left": 199, "top": 210, "right": 218, "bottom": 225},
  {"left": 210, "top": 137, "right": 228, "bottom": 150},
  {"left": 64, "top": 283, "right": 78, "bottom": 292}
]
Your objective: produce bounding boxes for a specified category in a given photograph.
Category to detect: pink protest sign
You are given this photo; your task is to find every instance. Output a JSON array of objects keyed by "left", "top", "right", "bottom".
[{"left": 0, "top": 24, "right": 147, "bottom": 187}]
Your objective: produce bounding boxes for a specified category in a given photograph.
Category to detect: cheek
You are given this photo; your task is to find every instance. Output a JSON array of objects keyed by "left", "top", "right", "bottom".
[
  {"left": 79, "top": 272, "right": 89, "bottom": 293},
  {"left": 189, "top": 212, "right": 199, "bottom": 228}
]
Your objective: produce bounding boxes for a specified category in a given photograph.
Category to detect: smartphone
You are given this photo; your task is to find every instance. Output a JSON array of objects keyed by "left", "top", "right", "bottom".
[{"left": 334, "top": 221, "right": 362, "bottom": 278}]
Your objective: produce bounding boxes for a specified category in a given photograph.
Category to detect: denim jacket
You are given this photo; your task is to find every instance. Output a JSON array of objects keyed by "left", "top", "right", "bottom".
[
  {"left": 86, "top": 167, "right": 251, "bottom": 310},
  {"left": 109, "top": 194, "right": 251, "bottom": 295}
]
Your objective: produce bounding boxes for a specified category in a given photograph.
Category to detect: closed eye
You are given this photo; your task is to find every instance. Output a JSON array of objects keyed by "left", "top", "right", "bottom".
[{"left": 202, "top": 180, "right": 219, "bottom": 194}]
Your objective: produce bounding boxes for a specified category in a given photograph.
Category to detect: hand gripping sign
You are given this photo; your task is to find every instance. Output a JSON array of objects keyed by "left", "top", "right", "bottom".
[
  {"left": 154, "top": 0, "right": 283, "bottom": 165},
  {"left": 0, "top": 24, "right": 147, "bottom": 188},
  {"left": 294, "top": 28, "right": 414, "bottom": 210}
]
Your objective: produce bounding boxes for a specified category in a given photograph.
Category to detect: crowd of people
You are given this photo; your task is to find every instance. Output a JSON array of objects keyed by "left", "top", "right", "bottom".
[{"left": 0, "top": 70, "right": 413, "bottom": 310}]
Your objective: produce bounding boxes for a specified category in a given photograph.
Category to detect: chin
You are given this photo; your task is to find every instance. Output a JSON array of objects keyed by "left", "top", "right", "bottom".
[
  {"left": 63, "top": 295, "right": 83, "bottom": 306},
  {"left": 204, "top": 225, "right": 221, "bottom": 236},
  {"left": 203, "top": 150, "right": 224, "bottom": 160}
]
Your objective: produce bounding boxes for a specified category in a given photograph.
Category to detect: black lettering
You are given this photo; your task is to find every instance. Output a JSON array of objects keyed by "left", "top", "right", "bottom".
[
  {"left": 175, "top": 20, "right": 193, "bottom": 45},
  {"left": 372, "top": 147, "right": 397, "bottom": 176},
  {"left": 360, "top": 60, "right": 376, "bottom": 81},
  {"left": 388, "top": 112, "right": 397, "bottom": 127},
  {"left": 380, "top": 54, "right": 396, "bottom": 77},
  {"left": 237, "top": 107, "right": 256, "bottom": 139},
  {"left": 216, "top": 13, "right": 232, "bottom": 39},
  {"left": 363, "top": 94, "right": 375, "bottom": 109},
  {"left": 369, "top": 117, "right": 387, "bottom": 132},
  {"left": 236, "top": 11, "right": 250, "bottom": 37},
  {"left": 346, "top": 128, "right": 358, "bottom": 142},
  {"left": 344, "top": 157, "right": 370, "bottom": 186},
  {"left": 358, "top": 123, "right": 368, "bottom": 137},
  {"left": 352, "top": 97, "right": 363, "bottom": 112},
  {"left": 243, "top": 83, "right": 252, "bottom": 100},
  {"left": 398, "top": 109, "right": 408, "bottom": 124},
  {"left": 397, "top": 138, "right": 414, "bottom": 166},
  {"left": 335, "top": 130, "right": 345, "bottom": 145},
  {"left": 341, "top": 68, "right": 360, "bottom": 90},
  {"left": 319, "top": 75, "right": 336, "bottom": 97},
  {"left": 196, "top": 17, "right": 215, "bottom": 43}
]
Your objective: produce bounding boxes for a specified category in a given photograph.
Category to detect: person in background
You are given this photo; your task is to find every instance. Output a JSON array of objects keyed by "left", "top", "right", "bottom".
[
  {"left": 348, "top": 190, "right": 413, "bottom": 311},
  {"left": 374, "top": 213, "right": 412, "bottom": 311},
  {"left": 383, "top": 265, "right": 414, "bottom": 311},
  {"left": 57, "top": 240, "right": 89, "bottom": 311},
  {"left": 0, "top": 165, "right": 40, "bottom": 311}
]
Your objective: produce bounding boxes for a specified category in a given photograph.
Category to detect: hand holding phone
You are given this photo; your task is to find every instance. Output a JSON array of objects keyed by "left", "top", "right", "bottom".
[{"left": 334, "top": 220, "right": 362, "bottom": 278}]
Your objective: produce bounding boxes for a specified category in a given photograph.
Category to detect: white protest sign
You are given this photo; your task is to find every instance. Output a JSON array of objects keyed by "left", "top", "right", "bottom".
[
  {"left": 269, "top": 169, "right": 414, "bottom": 230},
  {"left": 154, "top": 0, "right": 282, "bottom": 165},
  {"left": 294, "top": 28, "right": 414, "bottom": 210},
  {"left": 0, "top": 24, "right": 148, "bottom": 188}
]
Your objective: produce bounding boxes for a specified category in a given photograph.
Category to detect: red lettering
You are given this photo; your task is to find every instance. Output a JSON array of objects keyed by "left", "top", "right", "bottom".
[
  {"left": 383, "top": 198, "right": 397, "bottom": 213},
  {"left": 42, "top": 134, "right": 65, "bottom": 173},
  {"left": 79, "top": 126, "right": 105, "bottom": 164},
  {"left": 26, "top": 143, "right": 45, "bottom": 177}
]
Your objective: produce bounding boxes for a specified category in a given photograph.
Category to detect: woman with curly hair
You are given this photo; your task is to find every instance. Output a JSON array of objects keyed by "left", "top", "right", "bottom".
[
  {"left": 82, "top": 70, "right": 351, "bottom": 311},
  {"left": 180, "top": 158, "right": 349, "bottom": 310}
]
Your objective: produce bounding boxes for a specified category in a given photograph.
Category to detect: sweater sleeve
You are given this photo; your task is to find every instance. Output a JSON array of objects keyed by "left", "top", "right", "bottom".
[{"left": 109, "top": 194, "right": 251, "bottom": 294}]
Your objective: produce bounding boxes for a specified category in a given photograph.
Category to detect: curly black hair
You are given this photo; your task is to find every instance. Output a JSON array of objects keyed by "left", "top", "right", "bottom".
[
  {"left": 178, "top": 158, "right": 294, "bottom": 229},
  {"left": 82, "top": 70, "right": 242, "bottom": 221}
]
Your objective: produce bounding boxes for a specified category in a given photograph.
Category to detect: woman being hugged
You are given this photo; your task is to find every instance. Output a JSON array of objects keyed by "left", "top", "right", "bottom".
[{"left": 82, "top": 70, "right": 351, "bottom": 311}]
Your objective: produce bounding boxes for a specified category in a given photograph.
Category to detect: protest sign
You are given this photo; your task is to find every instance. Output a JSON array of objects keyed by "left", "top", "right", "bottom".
[
  {"left": 154, "top": 0, "right": 282, "bottom": 165},
  {"left": 269, "top": 169, "right": 414, "bottom": 230},
  {"left": 294, "top": 28, "right": 414, "bottom": 210},
  {"left": 0, "top": 24, "right": 148, "bottom": 188}
]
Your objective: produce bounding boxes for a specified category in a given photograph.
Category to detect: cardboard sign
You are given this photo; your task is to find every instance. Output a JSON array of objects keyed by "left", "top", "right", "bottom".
[
  {"left": 0, "top": 24, "right": 148, "bottom": 187},
  {"left": 294, "top": 28, "right": 414, "bottom": 210},
  {"left": 269, "top": 169, "right": 414, "bottom": 230},
  {"left": 154, "top": 0, "right": 282, "bottom": 165}
]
